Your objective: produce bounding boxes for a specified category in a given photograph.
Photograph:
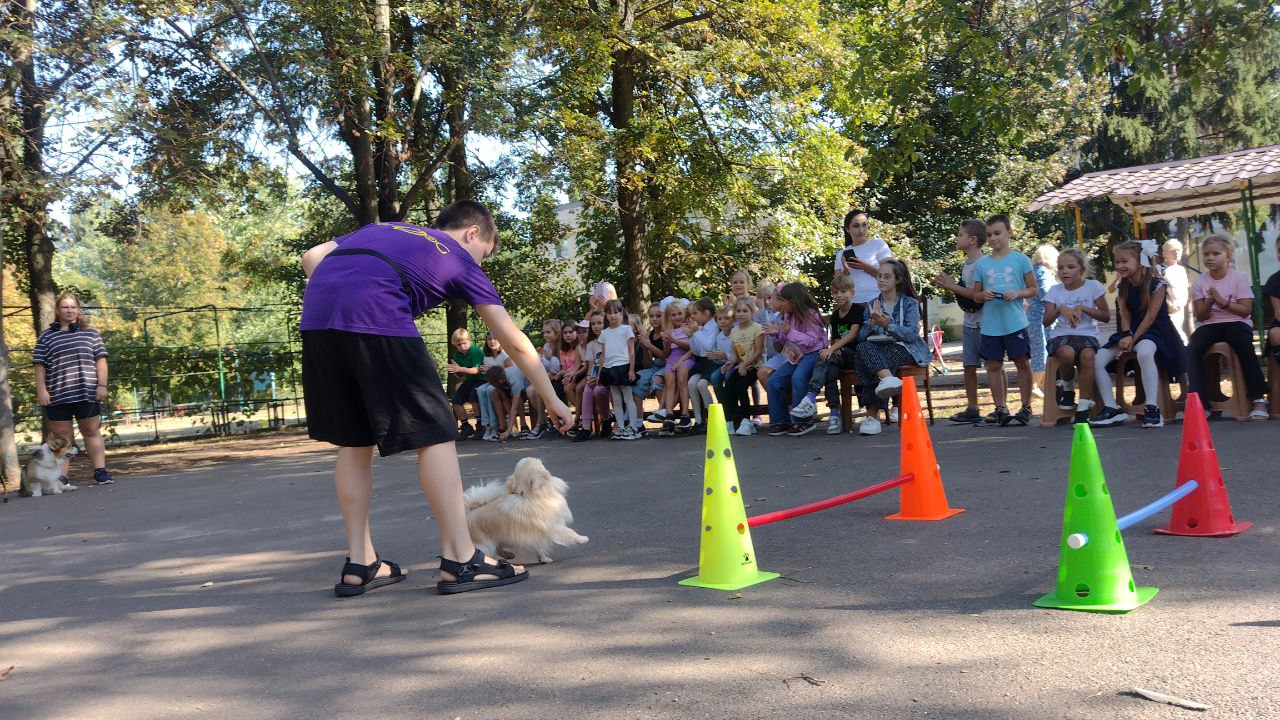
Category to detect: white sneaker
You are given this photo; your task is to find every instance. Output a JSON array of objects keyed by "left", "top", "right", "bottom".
[
  {"left": 790, "top": 396, "right": 817, "bottom": 419},
  {"left": 875, "top": 376, "right": 903, "bottom": 399},
  {"left": 859, "top": 416, "right": 883, "bottom": 436},
  {"left": 736, "top": 419, "right": 754, "bottom": 436},
  {"left": 889, "top": 407, "right": 899, "bottom": 423},
  {"left": 826, "top": 413, "right": 843, "bottom": 434}
]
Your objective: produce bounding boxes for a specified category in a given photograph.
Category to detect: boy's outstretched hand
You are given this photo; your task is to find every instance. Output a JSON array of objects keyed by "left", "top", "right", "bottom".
[{"left": 546, "top": 398, "right": 575, "bottom": 433}]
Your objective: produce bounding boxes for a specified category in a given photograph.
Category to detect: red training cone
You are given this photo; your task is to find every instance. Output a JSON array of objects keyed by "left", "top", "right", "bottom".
[{"left": 1154, "top": 392, "right": 1251, "bottom": 537}]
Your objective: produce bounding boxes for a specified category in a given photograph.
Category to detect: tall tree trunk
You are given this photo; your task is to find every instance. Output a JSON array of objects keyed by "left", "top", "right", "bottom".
[
  {"left": 372, "top": 0, "right": 400, "bottom": 219},
  {"left": 611, "top": 45, "right": 649, "bottom": 313},
  {"left": 0, "top": 270, "right": 21, "bottom": 498},
  {"left": 442, "top": 65, "right": 471, "bottom": 358},
  {"left": 15, "top": 0, "right": 57, "bottom": 333}
]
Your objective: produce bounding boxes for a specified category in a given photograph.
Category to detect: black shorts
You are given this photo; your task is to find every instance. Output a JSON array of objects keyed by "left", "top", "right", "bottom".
[
  {"left": 46, "top": 401, "right": 101, "bottom": 422},
  {"left": 690, "top": 355, "right": 720, "bottom": 379},
  {"left": 599, "top": 364, "right": 636, "bottom": 387},
  {"left": 451, "top": 375, "right": 484, "bottom": 405},
  {"left": 979, "top": 329, "right": 1031, "bottom": 362},
  {"left": 302, "top": 330, "right": 456, "bottom": 456}
]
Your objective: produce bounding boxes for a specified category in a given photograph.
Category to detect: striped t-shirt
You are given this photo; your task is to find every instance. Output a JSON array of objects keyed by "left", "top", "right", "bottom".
[{"left": 33, "top": 326, "right": 109, "bottom": 405}]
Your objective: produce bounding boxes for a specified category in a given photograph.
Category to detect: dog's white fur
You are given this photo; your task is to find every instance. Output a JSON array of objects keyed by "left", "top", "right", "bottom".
[
  {"left": 464, "top": 457, "right": 588, "bottom": 564},
  {"left": 21, "top": 437, "right": 78, "bottom": 497}
]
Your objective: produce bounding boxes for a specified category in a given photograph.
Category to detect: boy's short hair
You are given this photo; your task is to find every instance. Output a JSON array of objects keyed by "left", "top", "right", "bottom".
[
  {"left": 830, "top": 273, "right": 855, "bottom": 293},
  {"left": 961, "top": 219, "right": 987, "bottom": 245},
  {"left": 449, "top": 328, "right": 471, "bottom": 344},
  {"left": 985, "top": 214, "right": 1012, "bottom": 233},
  {"left": 691, "top": 297, "right": 717, "bottom": 316},
  {"left": 435, "top": 201, "right": 499, "bottom": 252}
]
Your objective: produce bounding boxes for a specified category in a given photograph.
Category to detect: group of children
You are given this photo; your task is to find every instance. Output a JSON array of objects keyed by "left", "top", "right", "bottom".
[
  {"left": 936, "top": 217, "right": 1278, "bottom": 428},
  {"left": 447, "top": 216, "right": 1280, "bottom": 443}
]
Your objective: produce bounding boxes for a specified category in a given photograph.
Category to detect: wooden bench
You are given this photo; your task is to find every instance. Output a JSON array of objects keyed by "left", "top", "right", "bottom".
[
  {"left": 1270, "top": 352, "right": 1280, "bottom": 419},
  {"left": 1040, "top": 354, "right": 1077, "bottom": 427},
  {"left": 1200, "top": 342, "right": 1251, "bottom": 421},
  {"left": 839, "top": 365, "right": 935, "bottom": 432}
]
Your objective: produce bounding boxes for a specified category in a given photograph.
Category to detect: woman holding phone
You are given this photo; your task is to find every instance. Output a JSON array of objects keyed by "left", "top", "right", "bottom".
[{"left": 834, "top": 210, "right": 894, "bottom": 307}]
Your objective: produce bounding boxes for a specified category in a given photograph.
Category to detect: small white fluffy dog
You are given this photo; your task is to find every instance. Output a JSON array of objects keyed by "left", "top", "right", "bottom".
[
  {"left": 464, "top": 457, "right": 588, "bottom": 564},
  {"left": 21, "top": 437, "right": 78, "bottom": 497}
]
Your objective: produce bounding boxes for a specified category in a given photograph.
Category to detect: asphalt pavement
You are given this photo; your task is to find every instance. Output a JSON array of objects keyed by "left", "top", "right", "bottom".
[{"left": 2, "top": 417, "right": 1278, "bottom": 719}]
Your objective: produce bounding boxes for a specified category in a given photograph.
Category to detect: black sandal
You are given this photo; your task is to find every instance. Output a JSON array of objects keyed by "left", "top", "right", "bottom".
[
  {"left": 437, "top": 549, "right": 528, "bottom": 595},
  {"left": 333, "top": 557, "right": 406, "bottom": 598}
]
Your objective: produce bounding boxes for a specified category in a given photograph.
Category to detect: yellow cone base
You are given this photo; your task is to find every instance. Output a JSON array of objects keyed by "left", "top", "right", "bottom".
[
  {"left": 1033, "top": 586, "right": 1157, "bottom": 614},
  {"left": 885, "top": 507, "right": 965, "bottom": 522},
  {"left": 678, "top": 570, "right": 780, "bottom": 592}
]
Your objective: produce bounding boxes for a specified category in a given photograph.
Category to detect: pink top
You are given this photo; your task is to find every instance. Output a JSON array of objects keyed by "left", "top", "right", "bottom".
[
  {"left": 775, "top": 309, "right": 828, "bottom": 355},
  {"left": 1191, "top": 269, "right": 1254, "bottom": 327},
  {"left": 664, "top": 327, "right": 691, "bottom": 368}
]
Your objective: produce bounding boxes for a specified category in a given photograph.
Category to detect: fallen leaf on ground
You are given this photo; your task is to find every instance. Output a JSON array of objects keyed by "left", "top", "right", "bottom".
[
  {"left": 784, "top": 674, "right": 826, "bottom": 687},
  {"left": 728, "top": 593, "right": 743, "bottom": 600},
  {"left": 0, "top": 665, "right": 13, "bottom": 680},
  {"left": 200, "top": 581, "right": 214, "bottom": 588},
  {"left": 1128, "top": 687, "right": 1210, "bottom": 711},
  {"left": 755, "top": 497, "right": 767, "bottom": 501}
]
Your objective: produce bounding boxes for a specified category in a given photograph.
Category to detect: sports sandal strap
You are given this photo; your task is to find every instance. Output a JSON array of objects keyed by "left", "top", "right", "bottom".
[
  {"left": 339, "top": 557, "right": 404, "bottom": 587},
  {"left": 438, "top": 549, "right": 518, "bottom": 582}
]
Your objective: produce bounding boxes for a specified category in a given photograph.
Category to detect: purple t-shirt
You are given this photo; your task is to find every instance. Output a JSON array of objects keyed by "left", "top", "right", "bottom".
[{"left": 300, "top": 222, "right": 503, "bottom": 337}]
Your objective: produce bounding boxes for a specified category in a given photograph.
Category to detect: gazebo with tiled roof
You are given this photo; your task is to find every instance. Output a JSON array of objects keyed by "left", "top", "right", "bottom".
[{"left": 1029, "top": 143, "right": 1279, "bottom": 348}]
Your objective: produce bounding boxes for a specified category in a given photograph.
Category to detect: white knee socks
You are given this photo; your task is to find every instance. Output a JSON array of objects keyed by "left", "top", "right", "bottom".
[
  {"left": 610, "top": 385, "right": 637, "bottom": 427},
  {"left": 1095, "top": 339, "right": 1160, "bottom": 409}
]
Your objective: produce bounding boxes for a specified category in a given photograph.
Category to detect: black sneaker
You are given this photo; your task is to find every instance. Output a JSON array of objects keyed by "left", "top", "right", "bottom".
[
  {"left": 1073, "top": 401, "right": 1095, "bottom": 424},
  {"left": 786, "top": 420, "right": 817, "bottom": 437},
  {"left": 1057, "top": 387, "right": 1076, "bottom": 411},
  {"left": 948, "top": 408, "right": 982, "bottom": 424},
  {"left": 767, "top": 425, "right": 790, "bottom": 436},
  {"left": 659, "top": 420, "right": 676, "bottom": 437},
  {"left": 1142, "top": 404, "right": 1164, "bottom": 428},
  {"left": 1012, "top": 407, "right": 1032, "bottom": 426},
  {"left": 570, "top": 427, "right": 592, "bottom": 442},
  {"left": 1089, "top": 406, "right": 1130, "bottom": 427},
  {"left": 977, "top": 407, "right": 1010, "bottom": 427},
  {"left": 674, "top": 415, "right": 693, "bottom": 432},
  {"left": 457, "top": 422, "right": 475, "bottom": 440},
  {"left": 93, "top": 468, "right": 114, "bottom": 485}
]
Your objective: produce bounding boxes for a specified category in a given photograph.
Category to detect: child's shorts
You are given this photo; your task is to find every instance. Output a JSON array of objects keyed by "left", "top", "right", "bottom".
[
  {"left": 962, "top": 325, "right": 983, "bottom": 367},
  {"left": 451, "top": 375, "right": 484, "bottom": 405},
  {"left": 979, "top": 329, "right": 1030, "bottom": 362},
  {"left": 302, "top": 329, "right": 456, "bottom": 456},
  {"left": 1045, "top": 335, "right": 1100, "bottom": 356},
  {"left": 509, "top": 373, "right": 530, "bottom": 397},
  {"left": 764, "top": 353, "right": 789, "bottom": 371},
  {"left": 599, "top": 364, "right": 636, "bottom": 386},
  {"left": 633, "top": 366, "right": 659, "bottom": 396},
  {"left": 690, "top": 355, "right": 720, "bottom": 378},
  {"left": 663, "top": 353, "right": 695, "bottom": 374}
]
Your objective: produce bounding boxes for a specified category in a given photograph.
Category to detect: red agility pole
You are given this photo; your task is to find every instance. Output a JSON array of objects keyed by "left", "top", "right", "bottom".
[{"left": 747, "top": 474, "right": 914, "bottom": 528}]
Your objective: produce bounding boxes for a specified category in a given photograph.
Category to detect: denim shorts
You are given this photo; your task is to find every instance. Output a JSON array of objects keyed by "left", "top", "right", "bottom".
[{"left": 962, "top": 325, "right": 983, "bottom": 367}]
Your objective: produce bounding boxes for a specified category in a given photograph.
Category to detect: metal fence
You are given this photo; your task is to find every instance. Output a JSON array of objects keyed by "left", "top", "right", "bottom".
[{"left": 3, "top": 304, "right": 451, "bottom": 450}]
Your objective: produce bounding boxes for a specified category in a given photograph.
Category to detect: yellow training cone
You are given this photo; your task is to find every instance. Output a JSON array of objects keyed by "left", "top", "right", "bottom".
[{"left": 679, "top": 404, "right": 779, "bottom": 591}]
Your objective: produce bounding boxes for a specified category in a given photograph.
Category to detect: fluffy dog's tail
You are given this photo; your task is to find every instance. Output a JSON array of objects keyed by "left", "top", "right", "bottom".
[{"left": 463, "top": 478, "right": 507, "bottom": 511}]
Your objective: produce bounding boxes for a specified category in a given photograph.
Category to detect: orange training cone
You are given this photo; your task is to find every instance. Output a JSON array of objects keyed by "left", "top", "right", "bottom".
[
  {"left": 1154, "top": 392, "right": 1251, "bottom": 537},
  {"left": 886, "top": 376, "right": 964, "bottom": 521}
]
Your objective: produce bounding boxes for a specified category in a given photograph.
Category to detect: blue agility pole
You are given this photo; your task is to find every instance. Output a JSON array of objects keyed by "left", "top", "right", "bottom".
[{"left": 1065, "top": 480, "right": 1199, "bottom": 549}]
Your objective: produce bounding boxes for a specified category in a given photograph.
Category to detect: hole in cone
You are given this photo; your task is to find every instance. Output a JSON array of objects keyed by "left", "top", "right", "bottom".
[
  {"left": 706, "top": 488, "right": 713, "bottom": 495},
  {"left": 723, "top": 448, "right": 732, "bottom": 458},
  {"left": 1188, "top": 441, "right": 1198, "bottom": 452},
  {"left": 705, "top": 525, "right": 712, "bottom": 532},
  {"left": 1074, "top": 583, "right": 1090, "bottom": 598},
  {"left": 706, "top": 450, "right": 714, "bottom": 459},
  {"left": 906, "top": 443, "right": 914, "bottom": 452},
  {"left": 1101, "top": 484, "right": 1109, "bottom": 496},
  {"left": 1128, "top": 580, "right": 1135, "bottom": 592},
  {"left": 736, "top": 523, "right": 745, "bottom": 535},
  {"left": 1114, "top": 531, "right": 1122, "bottom": 544},
  {"left": 1187, "top": 518, "right": 1199, "bottom": 528},
  {"left": 730, "top": 485, "right": 738, "bottom": 493},
  {"left": 1074, "top": 484, "right": 1087, "bottom": 497}
]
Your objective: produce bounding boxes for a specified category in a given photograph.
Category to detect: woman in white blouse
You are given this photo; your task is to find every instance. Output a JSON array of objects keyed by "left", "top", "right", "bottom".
[
  {"left": 1161, "top": 239, "right": 1190, "bottom": 341},
  {"left": 834, "top": 209, "right": 894, "bottom": 306}
]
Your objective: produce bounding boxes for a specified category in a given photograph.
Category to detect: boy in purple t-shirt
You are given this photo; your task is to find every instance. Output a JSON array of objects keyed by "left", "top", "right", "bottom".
[{"left": 300, "top": 201, "right": 572, "bottom": 597}]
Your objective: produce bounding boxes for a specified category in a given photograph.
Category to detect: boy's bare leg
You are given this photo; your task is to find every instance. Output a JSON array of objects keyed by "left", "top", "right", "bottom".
[
  {"left": 419, "top": 442, "right": 522, "bottom": 581},
  {"left": 1013, "top": 356, "right": 1033, "bottom": 408},
  {"left": 335, "top": 446, "right": 387, "bottom": 585},
  {"left": 986, "top": 359, "right": 1007, "bottom": 409},
  {"left": 963, "top": 366, "right": 979, "bottom": 410}
]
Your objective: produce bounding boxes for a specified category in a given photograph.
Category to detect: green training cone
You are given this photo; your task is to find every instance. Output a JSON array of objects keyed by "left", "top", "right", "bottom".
[
  {"left": 1033, "top": 423, "right": 1157, "bottom": 614},
  {"left": 679, "top": 404, "right": 780, "bottom": 591}
]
